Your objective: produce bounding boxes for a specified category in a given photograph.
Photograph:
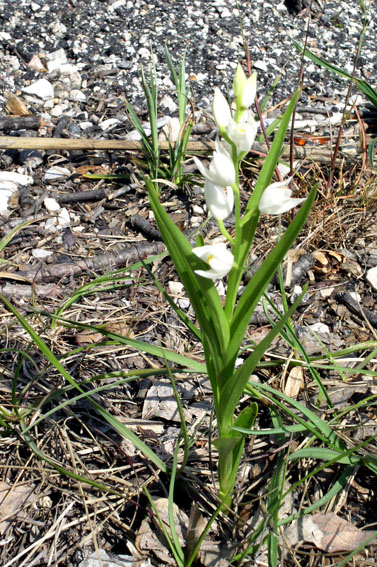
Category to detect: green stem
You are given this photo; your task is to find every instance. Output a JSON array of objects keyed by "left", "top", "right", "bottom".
[{"left": 217, "top": 219, "right": 234, "bottom": 244}]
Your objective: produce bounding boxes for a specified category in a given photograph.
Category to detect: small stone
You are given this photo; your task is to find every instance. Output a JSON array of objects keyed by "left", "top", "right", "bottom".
[
  {"left": 253, "top": 60, "right": 268, "bottom": 72},
  {"left": 44, "top": 217, "right": 58, "bottom": 232},
  {"left": 49, "top": 21, "right": 67, "bottom": 37},
  {"left": 79, "top": 121, "right": 93, "bottom": 130},
  {"left": 138, "top": 47, "right": 150, "bottom": 59},
  {"left": 366, "top": 267, "right": 377, "bottom": 291},
  {"left": 27, "top": 55, "right": 45, "bottom": 72},
  {"left": 0, "top": 172, "right": 33, "bottom": 185},
  {"left": 58, "top": 207, "right": 70, "bottom": 228},
  {"left": 50, "top": 103, "right": 69, "bottom": 117},
  {"left": 32, "top": 249, "right": 53, "bottom": 259},
  {"left": 168, "top": 281, "right": 184, "bottom": 295},
  {"left": 46, "top": 48, "right": 67, "bottom": 64},
  {"left": 23, "top": 79, "right": 54, "bottom": 100},
  {"left": 43, "top": 166, "right": 71, "bottom": 182},
  {"left": 159, "top": 117, "right": 181, "bottom": 142},
  {"left": 44, "top": 197, "right": 61, "bottom": 212},
  {"left": 0, "top": 182, "right": 18, "bottom": 214},
  {"left": 308, "top": 322, "right": 330, "bottom": 334},
  {"left": 69, "top": 89, "right": 86, "bottom": 102},
  {"left": 99, "top": 118, "right": 120, "bottom": 131},
  {"left": 159, "top": 94, "right": 178, "bottom": 113},
  {"left": 178, "top": 298, "right": 190, "bottom": 309}
]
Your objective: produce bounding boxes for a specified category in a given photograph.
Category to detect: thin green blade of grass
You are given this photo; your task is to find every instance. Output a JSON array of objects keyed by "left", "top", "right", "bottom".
[
  {"left": 144, "top": 487, "right": 185, "bottom": 567},
  {"left": 125, "top": 100, "right": 154, "bottom": 154},
  {"left": 289, "top": 447, "right": 362, "bottom": 466},
  {"left": 21, "top": 368, "right": 187, "bottom": 433},
  {"left": 20, "top": 417, "right": 135, "bottom": 499},
  {"left": 261, "top": 292, "right": 334, "bottom": 409},
  {"left": 1, "top": 294, "right": 169, "bottom": 473},
  {"left": 141, "top": 259, "right": 201, "bottom": 341},
  {"left": 0, "top": 216, "right": 49, "bottom": 261},
  {"left": 141, "top": 62, "right": 159, "bottom": 163},
  {"left": 47, "top": 312, "right": 206, "bottom": 372},
  {"left": 53, "top": 250, "right": 167, "bottom": 324},
  {"left": 278, "top": 465, "right": 353, "bottom": 527},
  {"left": 246, "top": 380, "right": 344, "bottom": 450},
  {"left": 292, "top": 39, "right": 377, "bottom": 108}
]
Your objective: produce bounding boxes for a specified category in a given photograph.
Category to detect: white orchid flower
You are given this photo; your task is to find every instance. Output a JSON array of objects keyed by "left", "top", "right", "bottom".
[
  {"left": 233, "top": 64, "right": 257, "bottom": 111},
  {"left": 193, "top": 139, "right": 235, "bottom": 187},
  {"left": 204, "top": 179, "right": 234, "bottom": 220},
  {"left": 258, "top": 177, "right": 306, "bottom": 215},
  {"left": 213, "top": 87, "right": 232, "bottom": 129},
  {"left": 226, "top": 116, "right": 258, "bottom": 156},
  {"left": 193, "top": 243, "right": 234, "bottom": 280}
]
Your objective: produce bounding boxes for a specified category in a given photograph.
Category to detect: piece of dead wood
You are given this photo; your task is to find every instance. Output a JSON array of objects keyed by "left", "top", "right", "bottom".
[
  {"left": 16, "top": 241, "right": 166, "bottom": 283},
  {"left": 0, "top": 116, "right": 43, "bottom": 131},
  {"left": 54, "top": 185, "right": 132, "bottom": 205},
  {"left": 0, "top": 136, "right": 363, "bottom": 164},
  {"left": 336, "top": 291, "right": 377, "bottom": 329},
  {"left": 284, "top": 512, "right": 377, "bottom": 553},
  {"left": 128, "top": 214, "right": 162, "bottom": 241},
  {"left": 0, "top": 281, "right": 60, "bottom": 300}
]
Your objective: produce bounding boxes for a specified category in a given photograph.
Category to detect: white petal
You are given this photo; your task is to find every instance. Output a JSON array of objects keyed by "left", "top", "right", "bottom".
[
  {"left": 193, "top": 243, "right": 234, "bottom": 279},
  {"left": 208, "top": 150, "right": 235, "bottom": 186},
  {"left": 213, "top": 87, "right": 231, "bottom": 129},
  {"left": 258, "top": 180, "right": 306, "bottom": 215},
  {"left": 241, "top": 73, "right": 257, "bottom": 108},
  {"left": 227, "top": 117, "right": 258, "bottom": 155},
  {"left": 204, "top": 180, "right": 234, "bottom": 220},
  {"left": 193, "top": 156, "right": 208, "bottom": 178}
]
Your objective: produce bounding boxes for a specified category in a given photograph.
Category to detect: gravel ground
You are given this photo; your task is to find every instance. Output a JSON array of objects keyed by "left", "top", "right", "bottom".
[{"left": 0, "top": 0, "right": 376, "bottom": 129}]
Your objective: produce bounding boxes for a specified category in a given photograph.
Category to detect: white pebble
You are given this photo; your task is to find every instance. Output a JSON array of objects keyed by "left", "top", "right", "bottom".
[
  {"left": 43, "top": 166, "right": 70, "bottom": 182},
  {"left": 308, "top": 322, "right": 330, "bottom": 334},
  {"left": 0, "top": 182, "right": 18, "bottom": 214},
  {"left": 58, "top": 207, "right": 70, "bottom": 228},
  {"left": 0, "top": 171, "right": 33, "bottom": 185},
  {"left": 168, "top": 281, "right": 184, "bottom": 295},
  {"left": 69, "top": 89, "right": 86, "bottom": 102},
  {"left": 253, "top": 60, "right": 268, "bottom": 72},
  {"left": 44, "top": 197, "right": 61, "bottom": 212},
  {"left": 23, "top": 79, "right": 54, "bottom": 100},
  {"left": 366, "top": 267, "right": 377, "bottom": 291},
  {"left": 99, "top": 118, "right": 120, "bottom": 131},
  {"left": 32, "top": 249, "right": 53, "bottom": 259}
]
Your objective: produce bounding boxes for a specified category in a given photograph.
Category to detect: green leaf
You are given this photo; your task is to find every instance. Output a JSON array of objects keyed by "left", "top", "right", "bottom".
[
  {"left": 289, "top": 447, "right": 361, "bottom": 466},
  {"left": 368, "top": 137, "right": 377, "bottom": 169},
  {"left": 292, "top": 39, "right": 377, "bottom": 109},
  {"left": 147, "top": 179, "right": 230, "bottom": 395}
]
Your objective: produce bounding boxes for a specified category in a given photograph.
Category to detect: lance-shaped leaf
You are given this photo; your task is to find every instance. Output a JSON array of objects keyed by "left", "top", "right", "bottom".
[{"left": 147, "top": 179, "right": 230, "bottom": 393}]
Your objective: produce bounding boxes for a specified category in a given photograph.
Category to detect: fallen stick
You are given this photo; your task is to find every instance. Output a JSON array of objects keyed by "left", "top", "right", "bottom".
[
  {"left": 15, "top": 241, "right": 167, "bottom": 284},
  {"left": 0, "top": 116, "right": 43, "bottom": 131},
  {"left": 0, "top": 136, "right": 362, "bottom": 164}
]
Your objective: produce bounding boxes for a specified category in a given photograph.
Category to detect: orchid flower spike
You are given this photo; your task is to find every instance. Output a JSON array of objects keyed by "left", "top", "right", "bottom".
[
  {"left": 204, "top": 179, "right": 234, "bottom": 220},
  {"left": 193, "top": 243, "right": 234, "bottom": 280},
  {"left": 233, "top": 64, "right": 257, "bottom": 112},
  {"left": 258, "top": 177, "right": 306, "bottom": 215},
  {"left": 213, "top": 87, "right": 232, "bottom": 129},
  {"left": 193, "top": 139, "right": 235, "bottom": 187}
]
